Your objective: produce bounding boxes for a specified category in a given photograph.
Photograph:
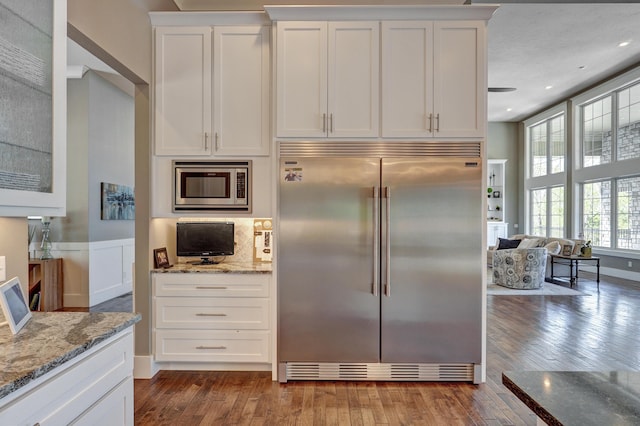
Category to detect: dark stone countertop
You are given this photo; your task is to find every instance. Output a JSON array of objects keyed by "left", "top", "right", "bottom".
[
  {"left": 503, "top": 370, "right": 640, "bottom": 425},
  {"left": 0, "top": 311, "right": 141, "bottom": 400}
]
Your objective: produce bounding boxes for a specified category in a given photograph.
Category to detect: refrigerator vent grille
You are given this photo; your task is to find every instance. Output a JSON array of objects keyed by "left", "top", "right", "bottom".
[
  {"left": 279, "top": 141, "right": 481, "bottom": 158},
  {"left": 285, "top": 363, "right": 474, "bottom": 381}
]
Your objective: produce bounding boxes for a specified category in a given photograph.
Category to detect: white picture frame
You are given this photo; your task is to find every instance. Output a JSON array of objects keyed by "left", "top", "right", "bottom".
[{"left": 0, "top": 277, "right": 32, "bottom": 334}]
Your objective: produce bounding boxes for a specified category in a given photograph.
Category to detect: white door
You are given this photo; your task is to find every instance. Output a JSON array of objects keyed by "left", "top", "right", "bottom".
[
  {"left": 381, "top": 21, "right": 434, "bottom": 138},
  {"left": 154, "top": 26, "right": 212, "bottom": 155},
  {"left": 276, "top": 21, "right": 327, "bottom": 138},
  {"left": 328, "top": 22, "right": 380, "bottom": 138},
  {"left": 213, "top": 26, "right": 270, "bottom": 156},
  {"left": 433, "top": 21, "right": 485, "bottom": 138}
]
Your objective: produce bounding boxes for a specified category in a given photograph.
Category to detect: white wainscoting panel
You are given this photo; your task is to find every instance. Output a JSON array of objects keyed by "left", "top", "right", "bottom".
[{"left": 36, "top": 238, "right": 134, "bottom": 307}]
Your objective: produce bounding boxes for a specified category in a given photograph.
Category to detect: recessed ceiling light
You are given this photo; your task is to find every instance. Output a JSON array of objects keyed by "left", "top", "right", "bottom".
[
  {"left": 619, "top": 41, "right": 630, "bottom": 47},
  {"left": 488, "top": 87, "right": 517, "bottom": 92},
  {"left": 578, "top": 65, "right": 587, "bottom": 70},
  {"left": 506, "top": 108, "right": 512, "bottom": 112},
  {"left": 545, "top": 85, "right": 553, "bottom": 90}
]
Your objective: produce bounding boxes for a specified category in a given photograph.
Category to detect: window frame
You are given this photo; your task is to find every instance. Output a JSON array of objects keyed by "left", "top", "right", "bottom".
[
  {"left": 524, "top": 103, "right": 568, "bottom": 237},
  {"left": 571, "top": 67, "right": 640, "bottom": 255}
]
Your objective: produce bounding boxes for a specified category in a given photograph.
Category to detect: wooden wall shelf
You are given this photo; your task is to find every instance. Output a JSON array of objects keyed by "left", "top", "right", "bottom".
[{"left": 28, "top": 258, "right": 63, "bottom": 311}]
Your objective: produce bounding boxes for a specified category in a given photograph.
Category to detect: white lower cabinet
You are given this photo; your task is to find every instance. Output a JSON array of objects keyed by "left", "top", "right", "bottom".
[
  {"left": 0, "top": 330, "right": 134, "bottom": 425},
  {"left": 153, "top": 273, "right": 271, "bottom": 367},
  {"left": 487, "top": 222, "right": 509, "bottom": 248}
]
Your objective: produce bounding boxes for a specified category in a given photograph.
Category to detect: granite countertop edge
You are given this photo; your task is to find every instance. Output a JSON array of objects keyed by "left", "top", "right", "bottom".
[
  {"left": 151, "top": 262, "right": 272, "bottom": 274},
  {"left": 501, "top": 372, "right": 562, "bottom": 426},
  {"left": 0, "top": 312, "right": 141, "bottom": 400}
]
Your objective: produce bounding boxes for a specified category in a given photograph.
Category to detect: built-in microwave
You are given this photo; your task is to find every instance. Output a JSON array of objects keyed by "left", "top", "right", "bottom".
[{"left": 173, "top": 160, "right": 251, "bottom": 212}]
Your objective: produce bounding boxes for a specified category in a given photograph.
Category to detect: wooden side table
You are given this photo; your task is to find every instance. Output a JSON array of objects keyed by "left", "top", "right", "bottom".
[
  {"left": 28, "top": 258, "right": 64, "bottom": 311},
  {"left": 550, "top": 254, "right": 600, "bottom": 291}
]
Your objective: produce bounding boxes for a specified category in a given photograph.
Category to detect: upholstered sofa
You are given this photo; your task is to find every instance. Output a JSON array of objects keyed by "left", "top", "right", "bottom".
[{"left": 488, "top": 234, "right": 586, "bottom": 283}]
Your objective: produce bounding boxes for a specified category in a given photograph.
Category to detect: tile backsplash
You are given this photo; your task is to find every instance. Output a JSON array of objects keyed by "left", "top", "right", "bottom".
[{"left": 175, "top": 217, "right": 272, "bottom": 264}]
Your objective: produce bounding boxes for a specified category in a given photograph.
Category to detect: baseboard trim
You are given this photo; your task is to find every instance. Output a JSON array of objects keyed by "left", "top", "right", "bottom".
[
  {"left": 134, "top": 355, "right": 160, "bottom": 379},
  {"left": 579, "top": 265, "right": 640, "bottom": 282},
  {"left": 153, "top": 362, "right": 272, "bottom": 372}
]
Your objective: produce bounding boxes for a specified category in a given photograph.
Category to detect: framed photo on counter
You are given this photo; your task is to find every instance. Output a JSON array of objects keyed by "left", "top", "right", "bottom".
[
  {"left": 562, "top": 245, "right": 573, "bottom": 256},
  {"left": 153, "top": 247, "right": 172, "bottom": 269}
]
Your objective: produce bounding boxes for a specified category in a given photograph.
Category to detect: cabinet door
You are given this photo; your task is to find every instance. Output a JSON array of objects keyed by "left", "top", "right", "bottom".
[
  {"left": 381, "top": 21, "right": 434, "bottom": 138},
  {"left": 276, "top": 22, "right": 328, "bottom": 137},
  {"left": 213, "top": 26, "right": 270, "bottom": 156},
  {"left": 433, "top": 21, "right": 485, "bottom": 138},
  {"left": 328, "top": 22, "right": 379, "bottom": 138},
  {"left": 154, "top": 27, "right": 212, "bottom": 155}
]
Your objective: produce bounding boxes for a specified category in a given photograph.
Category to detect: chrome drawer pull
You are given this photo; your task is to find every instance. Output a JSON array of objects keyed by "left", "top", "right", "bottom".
[
  {"left": 196, "top": 286, "right": 228, "bottom": 290},
  {"left": 196, "top": 345, "right": 227, "bottom": 350},
  {"left": 196, "top": 313, "right": 227, "bottom": 317}
]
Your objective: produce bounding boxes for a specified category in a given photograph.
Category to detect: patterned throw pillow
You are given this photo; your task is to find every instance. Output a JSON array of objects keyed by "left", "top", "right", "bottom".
[
  {"left": 517, "top": 238, "right": 540, "bottom": 249},
  {"left": 544, "top": 240, "right": 561, "bottom": 255}
]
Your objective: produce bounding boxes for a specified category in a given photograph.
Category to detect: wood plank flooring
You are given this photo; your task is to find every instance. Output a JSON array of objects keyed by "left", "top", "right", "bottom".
[{"left": 134, "top": 273, "right": 640, "bottom": 425}]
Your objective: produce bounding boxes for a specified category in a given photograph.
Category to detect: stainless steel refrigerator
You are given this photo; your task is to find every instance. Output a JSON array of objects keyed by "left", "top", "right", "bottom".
[{"left": 278, "top": 142, "right": 483, "bottom": 383}]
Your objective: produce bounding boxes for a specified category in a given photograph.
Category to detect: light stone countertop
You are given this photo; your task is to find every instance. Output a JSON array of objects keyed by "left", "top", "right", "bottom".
[
  {"left": 0, "top": 311, "right": 141, "bottom": 400},
  {"left": 152, "top": 261, "right": 272, "bottom": 274}
]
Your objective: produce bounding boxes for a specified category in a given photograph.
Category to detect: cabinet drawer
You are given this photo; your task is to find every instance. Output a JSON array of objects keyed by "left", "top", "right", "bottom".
[
  {"left": 153, "top": 273, "right": 270, "bottom": 298},
  {"left": 155, "top": 330, "right": 270, "bottom": 362},
  {"left": 155, "top": 297, "right": 269, "bottom": 329}
]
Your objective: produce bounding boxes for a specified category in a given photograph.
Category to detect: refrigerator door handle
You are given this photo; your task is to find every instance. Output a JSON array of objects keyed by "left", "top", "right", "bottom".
[
  {"left": 373, "top": 186, "right": 380, "bottom": 296},
  {"left": 384, "top": 186, "right": 391, "bottom": 297}
]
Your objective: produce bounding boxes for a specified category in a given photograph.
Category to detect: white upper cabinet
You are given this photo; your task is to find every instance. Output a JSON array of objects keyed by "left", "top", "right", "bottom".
[
  {"left": 154, "top": 26, "right": 212, "bottom": 156},
  {"left": 213, "top": 26, "right": 270, "bottom": 156},
  {"left": 381, "top": 21, "right": 485, "bottom": 138},
  {"left": 154, "top": 24, "right": 270, "bottom": 156},
  {"left": 276, "top": 21, "right": 380, "bottom": 138}
]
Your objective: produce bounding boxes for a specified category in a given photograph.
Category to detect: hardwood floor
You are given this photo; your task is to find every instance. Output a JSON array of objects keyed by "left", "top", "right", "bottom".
[{"left": 134, "top": 273, "right": 640, "bottom": 425}]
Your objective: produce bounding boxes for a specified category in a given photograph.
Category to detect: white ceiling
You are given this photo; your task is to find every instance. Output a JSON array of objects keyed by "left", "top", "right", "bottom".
[
  {"left": 67, "top": 1, "right": 640, "bottom": 123},
  {"left": 485, "top": 2, "right": 640, "bottom": 122}
]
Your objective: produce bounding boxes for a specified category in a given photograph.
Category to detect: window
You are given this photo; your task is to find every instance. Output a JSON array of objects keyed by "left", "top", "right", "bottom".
[
  {"left": 616, "top": 176, "right": 640, "bottom": 250},
  {"left": 582, "top": 96, "right": 612, "bottom": 167},
  {"left": 576, "top": 78, "right": 640, "bottom": 252},
  {"left": 525, "top": 108, "right": 567, "bottom": 238},
  {"left": 529, "top": 186, "right": 565, "bottom": 238},
  {"left": 617, "top": 84, "right": 640, "bottom": 161},
  {"left": 549, "top": 186, "right": 565, "bottom": 237},
  {"left": 530, "top": 188, "right": 547, "bottom": 236},
  {"left": 582, "top": 181, "right": 611, "bottom": 248},
  {"left": 530, "top": 122, "right": 547, "bottom": 177}
]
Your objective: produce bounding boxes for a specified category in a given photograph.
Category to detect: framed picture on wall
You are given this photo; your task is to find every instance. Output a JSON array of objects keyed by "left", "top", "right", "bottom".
[{"left": 493, "top": 191, "right": 501, "bottom": 198}]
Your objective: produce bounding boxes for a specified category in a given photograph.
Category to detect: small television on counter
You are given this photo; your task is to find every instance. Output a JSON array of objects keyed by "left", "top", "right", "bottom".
[{"left": 176, "top": 221, "right": 235, "bottom": 264}]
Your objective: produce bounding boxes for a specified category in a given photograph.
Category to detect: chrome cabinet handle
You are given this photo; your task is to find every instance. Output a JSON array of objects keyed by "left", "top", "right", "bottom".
[
  {"left": 204, "top": 132, "right": 209, "bottom": 149},
  {"left": 435, "top": 113, "right": 440, "bottom": 132},
  {"left": 215, "top": 132, "right": 219, "bottom": 151},
  {"left": 372, "top": 186, "right": 380, "bottom": 296},
  {"left": 196, "top": 346, "right": 226, "bottom": 350},
  {"left": 196, "top": 286, "right": 228, "bottom": 290},
  {"left": 427, "top": 113, "right": 433, "bottom": 132},
  {"left": 385, "top": 186, "right": 391, "bottom": 297},
  {"left": 330, "top": 113, "right": 334, "bottom": 133},
  {"left": 196, "top": 313, "right": 227, "bottom": 317}
]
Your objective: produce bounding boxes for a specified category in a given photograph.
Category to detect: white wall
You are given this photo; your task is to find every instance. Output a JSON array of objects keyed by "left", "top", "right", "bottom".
[{"left": 488, "top": 122, "right": 520, "bottom": 236}]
